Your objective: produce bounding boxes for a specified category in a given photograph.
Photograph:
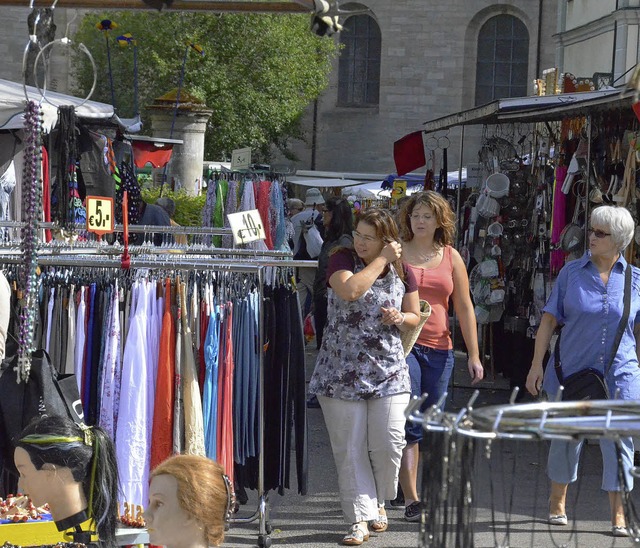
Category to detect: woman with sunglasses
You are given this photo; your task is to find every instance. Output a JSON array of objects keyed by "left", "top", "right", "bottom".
[
  {"left": 145, "top": 454, "right": 231, "bottom": 547},
  {"left": 526, "top": 205, "right": 640, "bottom": 537},
  {"left": 309, "top": 208, "right": 420, "bottom": 545}
]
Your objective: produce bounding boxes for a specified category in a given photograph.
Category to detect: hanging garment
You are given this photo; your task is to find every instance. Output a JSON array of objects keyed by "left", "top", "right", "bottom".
[
  {"left": 116, "top": 280, "right": 152, "bottom": 509},
  {"left": 151, "top": 278, "right": 176, "bottom": 470},
  {"left": 74, "top": 286, "right": 87, "bottom": 397},
  {"left": 173, "top": 279, "right": 184, "bottom": 454},
  {"left": 99, "top": 280, "right": 122, "bottom": 439},
  {"left": 180, "top": 281, "right": 206, "bottom": 456},
  {"left": 203, "top": 300, "right": 220, "bottom": 460},
  {"left": 64, "top": 283, "right": 76, "bottom": 375}
]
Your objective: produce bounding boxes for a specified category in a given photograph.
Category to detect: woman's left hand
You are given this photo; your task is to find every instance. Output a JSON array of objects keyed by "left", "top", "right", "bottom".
[
  {"left": 381, "top": 306, "right": 404, "bottom": 326},
  {"left": 468, "top": 357, "right": 484, "bottom": 385}
]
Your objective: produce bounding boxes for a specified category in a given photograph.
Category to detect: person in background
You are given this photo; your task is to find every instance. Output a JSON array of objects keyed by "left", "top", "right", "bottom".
[
  {"left": 134, "top": 199, "right": 171, "bottom": 247},
  {"left": 396, "top": 191, "right": 483, "bottom": 522},
  {"left": 156, "top": 196, "right": 188, "bottom": 246},
  {"left": 309, "top": 208, "right": 420, "bottom": 545},
  {"left": 307, "top": 197, "right": 354, "bottom": 409},
  {"left": 292, "top": 188, "right": 325, "bottom": 317},
  {"left": 286, "top": 198, "right": 305, "bottom": 251},
  {"left": 526, "top": 205, "right": 640, "bottom": 538}
]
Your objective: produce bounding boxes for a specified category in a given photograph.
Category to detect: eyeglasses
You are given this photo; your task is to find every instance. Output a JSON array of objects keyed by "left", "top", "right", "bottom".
[
  {"left": 589, "top": 228, "right": 611, "bottom": 239},
  {"left": 352, "top": 230, "right": 379, "bottom": 243}
]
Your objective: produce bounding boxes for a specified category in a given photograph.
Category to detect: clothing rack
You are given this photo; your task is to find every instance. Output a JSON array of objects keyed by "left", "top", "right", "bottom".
[{"left": 0, "top": 252, "right": 295, "bottom": 548}]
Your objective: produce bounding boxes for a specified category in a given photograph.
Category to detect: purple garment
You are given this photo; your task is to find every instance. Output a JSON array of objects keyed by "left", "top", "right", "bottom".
[{"left": 542, "top": 251, "right": 640, "bottom": 399}]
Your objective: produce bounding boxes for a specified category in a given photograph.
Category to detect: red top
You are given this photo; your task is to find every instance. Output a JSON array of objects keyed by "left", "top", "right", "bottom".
[{"left": 406, "top": 246, "right": 454, "bottom": 350}]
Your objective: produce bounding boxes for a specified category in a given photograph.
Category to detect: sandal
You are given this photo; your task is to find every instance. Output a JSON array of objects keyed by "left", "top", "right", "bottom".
[
  {"left": 370, "top": 508, "right": 388, "bottom": 533},
  {"left": 342, "top": 523, "right": 370, "bottom": 546}
]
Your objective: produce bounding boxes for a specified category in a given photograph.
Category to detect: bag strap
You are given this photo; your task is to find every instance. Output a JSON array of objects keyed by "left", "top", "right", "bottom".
[{"left": 554, "top": 264, "right": 632, "bottom": 384}]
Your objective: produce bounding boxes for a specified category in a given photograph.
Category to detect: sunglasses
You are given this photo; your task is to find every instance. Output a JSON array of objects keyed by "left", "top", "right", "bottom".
[{"left": 589, "top": 228, "right": 611, "bottom": 239}]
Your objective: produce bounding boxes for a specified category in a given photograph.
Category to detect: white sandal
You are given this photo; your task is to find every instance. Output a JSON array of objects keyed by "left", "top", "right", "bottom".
[{"left": 342, "top": 523, "right": 370, "bottom": 546}]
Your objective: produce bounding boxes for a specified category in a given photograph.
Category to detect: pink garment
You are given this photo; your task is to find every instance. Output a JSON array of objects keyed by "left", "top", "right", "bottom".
[
  {"left": 254, "top": 180, "right": 273, "bottom": 249},
  {"left": 550, "top": 165, "right": 568, "bottom": 275}
]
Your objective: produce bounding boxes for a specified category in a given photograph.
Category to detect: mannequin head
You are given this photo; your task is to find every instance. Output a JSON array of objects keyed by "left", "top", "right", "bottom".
[
  {"left": 15, "top": 415, "right": 119, "bottom": 548},
  {"left": 145, "top": 455, "right": 229, "bottom": 547}
]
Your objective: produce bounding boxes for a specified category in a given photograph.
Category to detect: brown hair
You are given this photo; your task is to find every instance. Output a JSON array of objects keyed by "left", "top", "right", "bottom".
[
  {"left": 356, "top": 208, "right": 404, "bottom": 282},
  {"left": 151, "top": 455, "right": 228, "bottom": 546},
  {"left": 398, "top": 191, "right": 456, "bottom": 247}
]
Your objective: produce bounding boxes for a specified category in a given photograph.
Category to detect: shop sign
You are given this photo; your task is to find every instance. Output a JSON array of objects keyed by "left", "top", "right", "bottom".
[
  {"left": 228, "top": 209, "right": 265, "bottom": 245},
  {"left": 86, "top": 196, "right": 114, "bottom": 235},
  {"left": 466, "top": 163, "right": 482, "bottom": 188},
  {"left": 231, "top": 147, "right": 251, "bottom": 171}
]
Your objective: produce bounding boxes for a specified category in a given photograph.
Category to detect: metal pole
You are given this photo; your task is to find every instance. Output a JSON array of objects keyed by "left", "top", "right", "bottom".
[{"left": 450, "top": 124, "right": 465, "bottom": 403}]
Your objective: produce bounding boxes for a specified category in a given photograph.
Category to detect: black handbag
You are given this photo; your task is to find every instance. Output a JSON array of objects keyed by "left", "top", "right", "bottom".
[
  {"left": 554, "top": 265, "right": 631, "bottom": 401},
  {"left": 0, "top": 349, "right": 84, "bottom": 476}
]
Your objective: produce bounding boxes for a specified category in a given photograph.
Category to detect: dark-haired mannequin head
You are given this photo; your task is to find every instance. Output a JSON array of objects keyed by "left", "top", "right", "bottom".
[
  {"left": 145, "top": 455, "right": 229, "bottom": 548},
  {"left": 14, "top": 415, "right": 119, "bottom": 548}
]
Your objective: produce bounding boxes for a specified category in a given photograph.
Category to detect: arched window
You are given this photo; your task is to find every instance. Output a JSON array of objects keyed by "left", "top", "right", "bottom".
[
  {"left": 338, "top": 14, "right": 381, "bottom": 106},
  {"left": 475, "top": 14, "right": 529, "bottom": 106}
]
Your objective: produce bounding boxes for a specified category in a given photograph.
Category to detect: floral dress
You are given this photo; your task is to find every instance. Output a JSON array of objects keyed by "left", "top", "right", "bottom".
[{"left": 309, "top": 254, "right": 410, "bottom": 400}]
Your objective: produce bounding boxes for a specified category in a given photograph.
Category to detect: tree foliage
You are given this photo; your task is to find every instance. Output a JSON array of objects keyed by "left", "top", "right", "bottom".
[{"left": 73, "top": 11, "right": 338, "bottom": 160}]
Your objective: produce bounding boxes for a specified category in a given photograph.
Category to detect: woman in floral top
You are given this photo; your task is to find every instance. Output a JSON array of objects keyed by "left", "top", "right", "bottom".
[{"left": 309, "top": 208, "right": 420, "bottom": 546}]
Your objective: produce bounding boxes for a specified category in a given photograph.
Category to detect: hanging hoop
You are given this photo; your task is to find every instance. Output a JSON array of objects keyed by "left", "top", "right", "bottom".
[
  {"left": 33, "top": 38, "right": 97, "bottom": 107},
  {"left": 22, "top": 37, "right": 43, "bottom": 103},
  {"left": 437, "top": 135, "right": 450, "bottom": 149},
  {"left": 426, "top": 135, "right": 438, "bottom": 151}
]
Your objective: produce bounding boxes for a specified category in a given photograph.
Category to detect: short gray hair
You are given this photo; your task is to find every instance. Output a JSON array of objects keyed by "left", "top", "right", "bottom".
[{"left": 590, "top": 205, "right": 635, "bottom": 251}]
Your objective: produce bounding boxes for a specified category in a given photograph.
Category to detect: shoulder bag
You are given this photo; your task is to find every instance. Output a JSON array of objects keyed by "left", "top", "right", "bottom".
[{"left": 554, "top": 265, "right": 631, "bottom": 400}]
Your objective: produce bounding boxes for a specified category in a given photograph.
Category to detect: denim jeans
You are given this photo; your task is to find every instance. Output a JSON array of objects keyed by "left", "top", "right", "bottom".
[{"left": 405, "top": 344, "right": 454, "bottom": 444}]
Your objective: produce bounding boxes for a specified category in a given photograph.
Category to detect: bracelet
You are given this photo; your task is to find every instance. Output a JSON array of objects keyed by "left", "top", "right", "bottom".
[{"left": 399, "top": 312, "right": 406, "bottom": 325}]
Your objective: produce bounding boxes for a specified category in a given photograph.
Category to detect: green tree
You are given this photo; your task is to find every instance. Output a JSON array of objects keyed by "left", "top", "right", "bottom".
[{"left": 73, "top": 11, "right": 337, "bottom": 161}]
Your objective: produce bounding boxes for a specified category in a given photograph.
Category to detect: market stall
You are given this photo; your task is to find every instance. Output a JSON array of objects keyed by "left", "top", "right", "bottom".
[{"left": 421, "top": 86, "right": 638, "bottom": 391}]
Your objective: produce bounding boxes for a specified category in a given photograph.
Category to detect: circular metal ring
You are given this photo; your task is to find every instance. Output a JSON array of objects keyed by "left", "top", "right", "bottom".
[
  {"left": 437, "top": 135, "right": 450, "bottom": 149},
  {"left": 33, "top": 39, "right": 97, "bottom": 107},
  {"left": 426, "top": 136, "right": 438, "bottom": 151}
]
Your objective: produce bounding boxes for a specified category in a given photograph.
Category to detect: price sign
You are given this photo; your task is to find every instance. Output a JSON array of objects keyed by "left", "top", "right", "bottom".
[
  {"left": 86, "top": 196, "right": 114, "bottom": 235},
  {"left": 391, "top": 179, "right": 407, "bottom": 199},
  {"left": 231, "top": 147, "right": 251, "bottom": 171},
  {"left": 227, "top": 209, "right": 266, "bottom": 245}
]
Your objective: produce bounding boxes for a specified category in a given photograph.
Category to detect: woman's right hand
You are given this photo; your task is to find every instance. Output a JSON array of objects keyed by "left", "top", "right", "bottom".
[
  {"left": 381, "top": 241, "right": 402, "bottom": 264},
  {"left": 525, "top": 363, "right": 544, "bottom": 396}
]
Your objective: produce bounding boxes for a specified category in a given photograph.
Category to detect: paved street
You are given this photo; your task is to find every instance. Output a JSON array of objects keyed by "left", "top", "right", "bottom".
[{"left": 223, "top": 345, "right": 640, "bottom": 547}]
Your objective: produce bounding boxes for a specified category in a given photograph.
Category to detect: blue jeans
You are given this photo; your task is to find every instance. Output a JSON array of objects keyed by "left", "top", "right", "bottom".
[{"left": 405, "top": 344, "right": 454, "bottom": 444}]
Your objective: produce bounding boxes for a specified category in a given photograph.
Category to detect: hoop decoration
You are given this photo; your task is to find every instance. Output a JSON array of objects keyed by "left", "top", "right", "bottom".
[
  {"left": 21, "top": 35, "right": 43, "bottom": 103},
  {"left": 33, "top": 38, "right": 97, "bottom": 107}
]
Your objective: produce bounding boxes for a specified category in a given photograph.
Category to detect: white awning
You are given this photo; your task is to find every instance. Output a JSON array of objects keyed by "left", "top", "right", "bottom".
[{"left": 0, "top": 79, "right": 125, "bottom": 132}]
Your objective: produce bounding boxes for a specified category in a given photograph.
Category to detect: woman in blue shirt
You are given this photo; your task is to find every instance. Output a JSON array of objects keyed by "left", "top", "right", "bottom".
[{"left": 526, "top": 205, "right": 640, "bottom": 538}]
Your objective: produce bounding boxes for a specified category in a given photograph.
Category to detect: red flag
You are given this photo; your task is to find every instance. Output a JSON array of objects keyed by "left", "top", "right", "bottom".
[{"left": 393, "top": 131, "right": 426, "bottom": 176}]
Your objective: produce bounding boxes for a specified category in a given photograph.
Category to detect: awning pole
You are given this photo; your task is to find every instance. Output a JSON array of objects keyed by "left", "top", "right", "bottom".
[{"left": 584, "top": 114, "right": 592, "bottom": 250}]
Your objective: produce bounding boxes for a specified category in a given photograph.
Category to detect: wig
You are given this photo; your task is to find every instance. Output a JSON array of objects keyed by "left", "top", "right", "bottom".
[
  {"left": 324, "top": 197, "right": 354, "bottom": 243},
  {"left": 16, "top": 415, "right": 119, "bottom": 548},
  {"left": 591, "top": 205, "right": 635, "bottom": 251},
  {"left": 398, "top": 191, "right": 456, "bottom": 247},
  {"left": 151, "top": 454, "right": 229, "bottom": 546},
  {"left": 355, "top": 208, "right": 405, "bottom": 282}
]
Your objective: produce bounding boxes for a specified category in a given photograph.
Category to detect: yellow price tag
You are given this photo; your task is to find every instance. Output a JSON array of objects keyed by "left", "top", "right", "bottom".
[
  {"left": 392, "top": 179, "right": 407, "bottom": 199},
  {"left": 86, "top": 196, "right": 114, "bottom": 235}
]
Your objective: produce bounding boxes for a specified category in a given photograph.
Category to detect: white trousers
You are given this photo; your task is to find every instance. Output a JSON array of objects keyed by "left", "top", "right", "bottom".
[{"left": 318, "top": 393, "right": 410, "bottom": 523}]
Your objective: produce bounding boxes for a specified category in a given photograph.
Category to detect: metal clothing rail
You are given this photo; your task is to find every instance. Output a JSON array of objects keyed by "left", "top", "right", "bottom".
[{"left": 0, "top": 253, "right": 287, "bottom": 547}]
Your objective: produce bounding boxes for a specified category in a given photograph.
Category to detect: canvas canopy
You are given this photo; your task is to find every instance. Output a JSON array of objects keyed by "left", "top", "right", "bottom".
[{"left": 0, "top": 78, "right": 126, "bottom": 132}]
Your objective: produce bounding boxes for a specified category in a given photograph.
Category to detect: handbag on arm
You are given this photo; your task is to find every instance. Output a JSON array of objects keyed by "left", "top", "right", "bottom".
[{"left": 554, "top": 265, "right": 631, "bottom": 401}]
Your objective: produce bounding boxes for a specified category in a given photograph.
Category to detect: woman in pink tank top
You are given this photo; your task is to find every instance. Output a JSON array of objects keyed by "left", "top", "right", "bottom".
[{"left": 394, "top": 191, "right": 483, "bottom": 522}]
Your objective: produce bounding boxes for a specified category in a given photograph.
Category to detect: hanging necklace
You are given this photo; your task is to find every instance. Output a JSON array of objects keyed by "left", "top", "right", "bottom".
[{"left": 417, "top": 249, "right": 439, "bottom": 263}]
